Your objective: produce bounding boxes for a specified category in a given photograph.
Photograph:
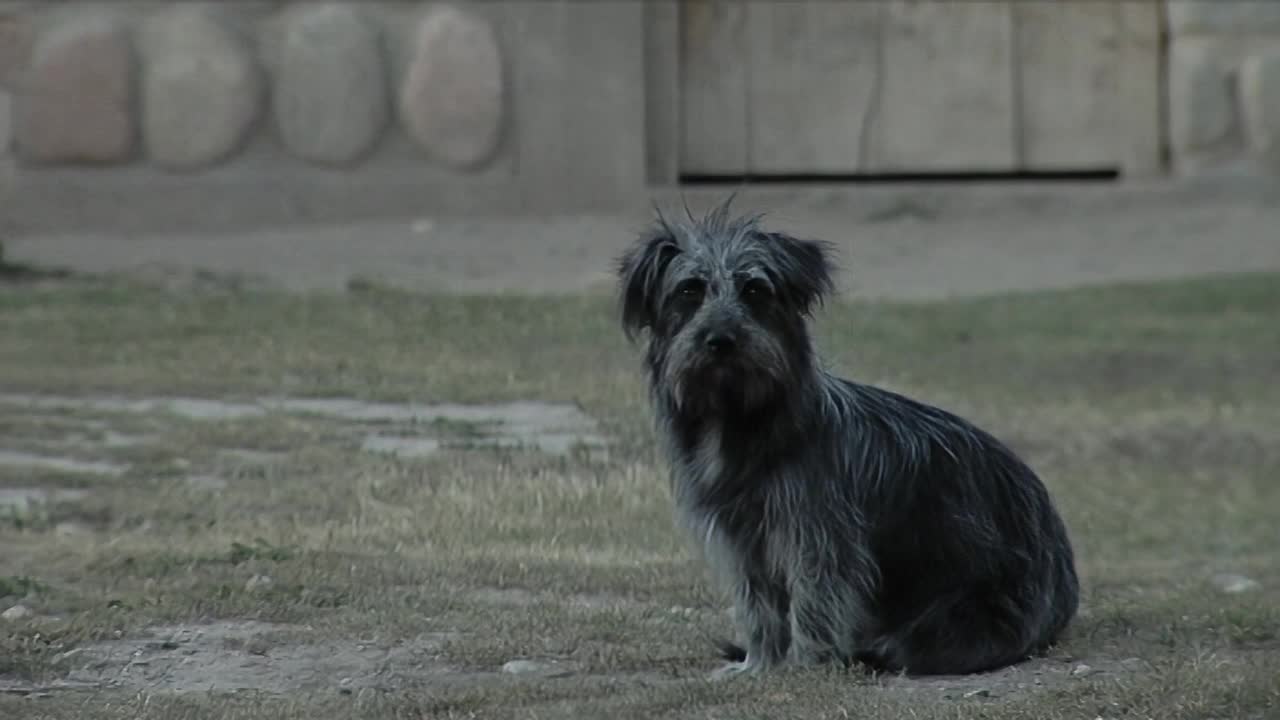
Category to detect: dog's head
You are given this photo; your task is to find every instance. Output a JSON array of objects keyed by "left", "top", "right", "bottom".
[{"left": 617, "top": 200, "right": 835, "bottom": 415}]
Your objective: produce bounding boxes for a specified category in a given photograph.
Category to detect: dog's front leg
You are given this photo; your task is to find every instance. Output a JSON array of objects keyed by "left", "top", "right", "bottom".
[
  {"left": 787, "top": 568, "right": 871, "bottom": 667},
  {"left": 712, "top": 574, "right": 791, "bottom": 680}
]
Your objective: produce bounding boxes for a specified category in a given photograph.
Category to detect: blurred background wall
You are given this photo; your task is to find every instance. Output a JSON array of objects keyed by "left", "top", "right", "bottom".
[{"left": 0, "top": 1, "right": 1277, "bottom": 224}]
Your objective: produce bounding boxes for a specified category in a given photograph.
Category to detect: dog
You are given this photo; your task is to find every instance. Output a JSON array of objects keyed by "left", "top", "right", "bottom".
[{"left": 616, "top": 200, "right": 1079, "bottom": 679}]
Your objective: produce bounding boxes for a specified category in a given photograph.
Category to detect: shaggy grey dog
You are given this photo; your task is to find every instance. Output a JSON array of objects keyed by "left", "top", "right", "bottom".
[{"left": 617, "top": 201, "right": 1079, "bottom": 679}]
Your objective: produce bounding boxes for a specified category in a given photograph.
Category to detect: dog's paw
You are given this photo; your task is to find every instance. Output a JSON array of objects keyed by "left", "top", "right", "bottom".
[
  {"left": 717, "top": 639, "right": 747, "bottom": 662},
  {"left": 708, "top": 659, "right": 756, "bottom": 681}
]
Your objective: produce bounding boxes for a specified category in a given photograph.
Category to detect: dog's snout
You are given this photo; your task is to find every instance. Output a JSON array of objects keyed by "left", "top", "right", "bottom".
[{"left": 705, "top": 332, "right": 736, "bottom": 355}]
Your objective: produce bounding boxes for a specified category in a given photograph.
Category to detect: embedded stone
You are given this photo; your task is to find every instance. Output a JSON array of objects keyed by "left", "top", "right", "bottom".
[
  {"left": 398, "top": 5, "right": 504, "bottom": 169},
  {"left": 501, "top": 659, "right": 572, "bottom": 678},
  {"left": 244, "top": 574, "right": 274, "bottom": 593},
  {"left": 1, "top": 604, "right": 32, "bottom": 621},
  {"left": 273, "top": 3, "right": 388, "bottom": 166},
  {"left": 1211, "top": 573, "right": 1261, "bottom": 594},
  {"left": 137, "top": 6, "right": 261, "bottom": 171},
  {"left": 1168, "top": 44, "right": 1237, "bottom": 155},
  {"left": 1240, "top": 51, "right": 1280, "bottom": 168},
  {"left": 14, "top": 15, "right": 134, "bottom": 163}
]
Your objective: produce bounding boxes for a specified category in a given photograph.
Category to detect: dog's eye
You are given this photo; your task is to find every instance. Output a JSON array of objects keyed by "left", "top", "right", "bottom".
[
  {"left": 742, "top": 279, "right": 772, "bottom": 300},
  {"left": 677, "top": 280, "right": 705, "bottom": 299}
]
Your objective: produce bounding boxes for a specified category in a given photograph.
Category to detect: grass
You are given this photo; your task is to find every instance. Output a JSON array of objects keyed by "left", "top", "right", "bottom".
[{"left": 0, "top": 272, "right": 1278, "bottom": 719}]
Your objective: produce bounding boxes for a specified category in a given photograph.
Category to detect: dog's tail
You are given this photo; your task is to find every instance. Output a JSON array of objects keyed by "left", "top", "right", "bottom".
[{"left": 717, "top": 639, "right": 747, "bottom": 662}]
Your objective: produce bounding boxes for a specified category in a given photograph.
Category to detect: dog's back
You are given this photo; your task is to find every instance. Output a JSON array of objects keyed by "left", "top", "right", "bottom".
[{"left": 832, "top": 378, "right": 1079, "bottom": 673}]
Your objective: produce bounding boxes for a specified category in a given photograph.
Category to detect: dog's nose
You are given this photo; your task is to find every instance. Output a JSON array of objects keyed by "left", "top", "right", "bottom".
[{"left": 705, "top": 333, "right": 736, "bottom": 355}]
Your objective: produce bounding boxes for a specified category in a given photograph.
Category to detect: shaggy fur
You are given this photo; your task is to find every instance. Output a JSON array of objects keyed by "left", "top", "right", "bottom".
[{"left": 617, "top": 200, "right": 1079, "bottom": 679}]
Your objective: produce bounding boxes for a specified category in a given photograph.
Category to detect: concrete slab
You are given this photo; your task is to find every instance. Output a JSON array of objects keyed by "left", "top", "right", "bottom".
[{"left": 0, "top": 394, "right": 609, "bottom": 461}]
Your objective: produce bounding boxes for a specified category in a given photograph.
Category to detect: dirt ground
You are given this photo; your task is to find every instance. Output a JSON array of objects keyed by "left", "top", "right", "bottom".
[{"left": 5, "top": 183, "right": 1280, "bottom": 300}]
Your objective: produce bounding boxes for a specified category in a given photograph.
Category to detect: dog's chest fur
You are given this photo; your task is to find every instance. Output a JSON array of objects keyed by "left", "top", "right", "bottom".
[{"left": 666, "top": 417, "right": 800, "bottom": 578}]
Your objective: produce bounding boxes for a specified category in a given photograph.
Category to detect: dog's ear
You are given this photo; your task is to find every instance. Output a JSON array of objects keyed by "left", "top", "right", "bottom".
[
  {"left": 760, "top": 232, "right": 836, "bottom": 316},
  {"left": 618, "top": 228, "right": 681, "bottom": 341}
]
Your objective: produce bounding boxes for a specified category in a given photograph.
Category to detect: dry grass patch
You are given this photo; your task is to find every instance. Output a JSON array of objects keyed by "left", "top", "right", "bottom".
[{"left": 1, "top": 272, "right": 1277, "bottom": 718}]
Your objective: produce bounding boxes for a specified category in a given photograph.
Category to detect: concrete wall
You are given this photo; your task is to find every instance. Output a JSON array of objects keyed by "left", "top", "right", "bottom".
[{"left": 669, "top": 2, "right": 1162, "bottom": 178}]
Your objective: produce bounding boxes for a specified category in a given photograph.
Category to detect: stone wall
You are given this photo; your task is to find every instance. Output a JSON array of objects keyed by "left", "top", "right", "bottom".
[
  {"left": 1168, "top": 0, "right": 1280, "bottom": 175},
  {"left": 3, "top": 3, "right": 496, "bottom": 167},
  {"left": 0, "top": 1, "right": 648, "bottom": 226}
]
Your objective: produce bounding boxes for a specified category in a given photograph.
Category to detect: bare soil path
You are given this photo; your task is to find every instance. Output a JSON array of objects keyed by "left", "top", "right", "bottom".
[{"left": 6, "top": 183, "right": 1279, "bottom": 299}]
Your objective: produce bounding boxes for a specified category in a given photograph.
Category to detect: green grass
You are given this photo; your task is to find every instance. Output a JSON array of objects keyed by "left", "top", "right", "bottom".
[{"left": 0, "top": 272, "right": 1278, "bottom": 719}]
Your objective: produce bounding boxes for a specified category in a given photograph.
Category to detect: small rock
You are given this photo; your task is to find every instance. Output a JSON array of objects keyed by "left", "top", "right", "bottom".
[
  {"left": 962, "top": 688, "right": 991, "bottom": 698},
  {"left": 271, "top": 3, "right": 388, "bottom": 166},
  {"left": 501, "top": 659, "right": 543, "bottom": 674},
  {"left": 137, "top": 6, "right": 261, "bottom": 170},
  {"left": 245, "top": 574, "right": 274, "bottom": 592},
  {"left": 399, "top": 5, "right": 505, "bottom": 169},
  {"left": 501, "top": 659, "right": 571, "bottom": 678},
  {"left": 1119, "top": 657, "right": 1147, "bottom": 671},
  {"left": 1212, "top": 573, "right": 1261, "bottom": 594},
  {"left": 184, "top": 475, "right": 228, "bottom": 492},
  {"left": 1, "top": 604, "right": 32, "bottom": 621},
  {"left": 15, "top": 13, "right": 134, "bottom": 163},
  {"left": 1071, "top": 663, "right": 1097, "bottom": 677},
  {"left": 54, "top": 522, "right": 89, "bottom": 537}
]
